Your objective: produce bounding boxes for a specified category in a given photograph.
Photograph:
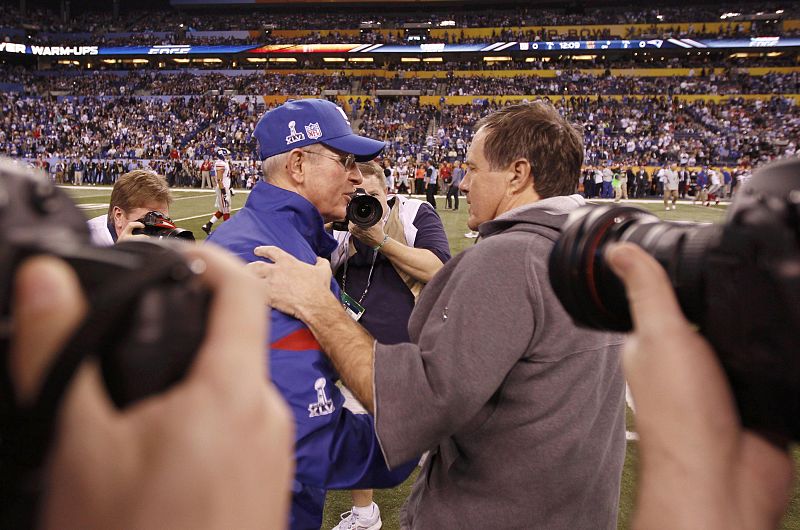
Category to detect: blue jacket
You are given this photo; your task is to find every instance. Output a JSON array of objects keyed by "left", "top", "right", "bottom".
[{"left": 207, "top": 182, "right": 415, "bottom": 530}]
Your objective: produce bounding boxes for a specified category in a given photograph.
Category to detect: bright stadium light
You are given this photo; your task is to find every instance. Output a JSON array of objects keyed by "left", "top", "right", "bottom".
[
  {"left": 348, "top": 57, "right": 374, "bottom": 62},
  {"left": 483, "top": 56, "right": 512, "bottom": 62},
  {"left": 525, "top": 57, "right": 550, "bottom": 62},
  {"left": 323, "top": 57, "right": 346, "bottom": 62},
  {"left": 247, "top": 58, "right": 267, "bottom": 63},
  {"left": 776, "top": 9, "right": 784, "bottom": 14},
  {"left": 269, "top": 58, "right": 297, "bottom": 62},
  {"left": 439, "top": 20, "right": 456, "bottom": 26},
  {"left": 400, "top": 57, "right": 420, "bottom": 62},
  {"left": 173, "top": 58, "right": 190, "bottom": 63},
  {"left": 422, "top": 57, "right": 443, "bottom": 62}
]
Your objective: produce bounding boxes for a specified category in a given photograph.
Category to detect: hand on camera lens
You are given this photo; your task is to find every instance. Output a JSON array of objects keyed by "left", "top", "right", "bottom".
[
  {"left": 11, "top": 248, "right": 294, "bottom": 530},
  {"left": 349, "top": 222, "right": 386, "bottom": 249},
  {"left": 606, "top": 243, "right": 794, "bottom": 530}
]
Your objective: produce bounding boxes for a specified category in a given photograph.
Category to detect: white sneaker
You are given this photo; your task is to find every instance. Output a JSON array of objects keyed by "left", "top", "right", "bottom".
[
  {"left": 671, "top": 205, "right": 676, "bottom": 210},
  {"left": 665, "top": 206, "right": 670, "bottom": 211},
  {"left": 464, "top": 231, "right": 479, "bottom": 238},
  {"left": 332, "top": 504, "right": 382, "bottom": 530}
]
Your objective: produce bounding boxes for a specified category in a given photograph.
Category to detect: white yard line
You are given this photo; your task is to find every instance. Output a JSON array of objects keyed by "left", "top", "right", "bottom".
[{"left": 174, "top": 208, "right": 244, "bottom": 222}]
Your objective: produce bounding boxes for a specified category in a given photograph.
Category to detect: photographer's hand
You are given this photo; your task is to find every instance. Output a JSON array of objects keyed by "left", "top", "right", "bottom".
[
  {"left": 12, "top": 247, "right": 294, "bottom": 530},
  {"left": 116, "top": 220, "right": 148, "bottom": 242},
  {"left": 607, "top": 243, "right": 794, "bottom": 530},
  {"left": 349, "top": 221, "right": 386, "bottom": 249}
]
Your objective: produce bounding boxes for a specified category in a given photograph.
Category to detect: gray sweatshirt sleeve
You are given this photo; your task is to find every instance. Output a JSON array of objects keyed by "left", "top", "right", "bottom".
[{"left": 373, "top": 236, "right": 540, "bottom": 467}]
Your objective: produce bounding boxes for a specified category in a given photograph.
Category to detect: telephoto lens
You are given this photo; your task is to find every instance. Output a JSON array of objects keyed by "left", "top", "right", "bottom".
[
  {"left": 132, "top": 211, "right": 195, "bottom": 240},
  {"left": 548, "top": 157, "right": 800, "bottom": 443},
  {"left": 332, "top": 188, "right": 383, "bottom": 231}
]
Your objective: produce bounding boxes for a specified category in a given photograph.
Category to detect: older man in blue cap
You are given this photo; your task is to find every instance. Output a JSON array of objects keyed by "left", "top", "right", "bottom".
[{"left": 207, "top": 99, "right": 415, "bottom": 530}]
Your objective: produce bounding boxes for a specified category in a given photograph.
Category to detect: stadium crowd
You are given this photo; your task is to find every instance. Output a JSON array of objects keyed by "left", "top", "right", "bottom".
[
  {"left": 2, "top": 2, "right": 794, "bottom": 33},
  {"left": 2, "top": 88, "right": 796, "bottom": 194},
  {"left": 3, "top": 67, "right": 797, "bottom": 98},
  {"left": 1, "top": 2, "right": 797, "bottom": 47}
]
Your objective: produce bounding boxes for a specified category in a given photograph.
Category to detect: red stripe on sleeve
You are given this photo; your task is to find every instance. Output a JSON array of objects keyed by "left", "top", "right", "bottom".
[{"left": 271, "top": 327, "right": 321, "bottom": 351}]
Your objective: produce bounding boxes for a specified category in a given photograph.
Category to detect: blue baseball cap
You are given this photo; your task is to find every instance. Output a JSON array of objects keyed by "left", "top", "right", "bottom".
[{"left": 253, "top": 99, "right": 385, "bottom": 161}]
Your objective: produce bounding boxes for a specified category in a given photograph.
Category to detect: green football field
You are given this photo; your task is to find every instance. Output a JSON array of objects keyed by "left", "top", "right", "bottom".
[{"left": 65, "top": 185, "right": 800, "bottom": 529}]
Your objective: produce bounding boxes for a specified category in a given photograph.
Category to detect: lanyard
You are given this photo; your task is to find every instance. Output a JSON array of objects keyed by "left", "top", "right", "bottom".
[{"left": 341, "top": 238, "right": 378, "bottom": 306}]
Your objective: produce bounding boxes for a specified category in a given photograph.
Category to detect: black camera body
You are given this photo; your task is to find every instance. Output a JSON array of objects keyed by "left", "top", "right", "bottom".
[
  {"left": 549, "top": 158, "right": 800, "bottom": 443},
  {"left": 0, "top": 158, "right": 210, "bottom": 527},
  {"left": 132, "top": 210, "right": 195, "bottom": 241},
  {"left": 331, "top": 188, "right": 383, "bottom": 231}
]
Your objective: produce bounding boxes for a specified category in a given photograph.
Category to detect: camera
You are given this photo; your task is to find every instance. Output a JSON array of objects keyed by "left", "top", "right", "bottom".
[
  {"left": 0, "top": 158, "right": 210, "bottom": 527},
  {"left": 549, "top": 158, "right": 800, "bottom": 443},
  {"left": 332, "top": 187, "right": 383, "bottom": 231},
  {"left": 132, "top": 210, "right": 195, "bottom": 240}
]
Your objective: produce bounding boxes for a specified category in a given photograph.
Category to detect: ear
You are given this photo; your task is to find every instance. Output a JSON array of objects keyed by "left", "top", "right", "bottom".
[
  {"left": 285, "top": 149, "right": 306, "bottom": 185},
  {"left": 111, "top": 206, "right": 126, "bottom": 232},
  {"left": 507, "top": 158, "right": 532, "bottom": 194}
]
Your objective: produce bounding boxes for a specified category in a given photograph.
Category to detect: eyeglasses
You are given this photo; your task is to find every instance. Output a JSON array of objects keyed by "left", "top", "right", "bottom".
[{"left": 302, "top": 150, "right": 357, "bottom": 171}]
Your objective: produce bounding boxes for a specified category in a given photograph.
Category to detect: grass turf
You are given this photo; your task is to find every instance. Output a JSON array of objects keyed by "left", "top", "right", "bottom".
[{"left": 67, "top": 186, "right": 799, "bottom": 529}]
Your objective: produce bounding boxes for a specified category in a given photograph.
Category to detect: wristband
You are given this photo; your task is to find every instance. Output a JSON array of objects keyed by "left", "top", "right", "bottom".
[{"left": 373, "top": 234, "right": 390, "bottom": 252}]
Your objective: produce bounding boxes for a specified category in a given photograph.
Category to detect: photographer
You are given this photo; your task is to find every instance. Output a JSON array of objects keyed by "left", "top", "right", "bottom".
[
  {"left": 329, "top": 161, "right": 449, "bottom": 530},
  {"left": 86, "top": 169, "right": 172, "bottom": 247},
  {"left": 250, "top": 102, "right": 626, "bottom": 529},
  {"left": 6, "top": 246, "right": 294, "bottom": 529},
  {"left": 606, "top": 242, "right": 794, "bottom": 529}
]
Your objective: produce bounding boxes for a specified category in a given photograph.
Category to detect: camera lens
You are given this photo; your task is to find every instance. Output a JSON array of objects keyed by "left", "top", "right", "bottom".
[
  {"left": 348, "top": 194, "right": 383, "bottom": 228},
  {"left": 549, "top": 205, "right": 721, "bottom": 332}
]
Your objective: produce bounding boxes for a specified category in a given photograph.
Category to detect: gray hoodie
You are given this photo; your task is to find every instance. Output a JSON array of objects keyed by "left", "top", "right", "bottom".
[{"left": 374, "top": 195, "right": 626, "bottom": 529}]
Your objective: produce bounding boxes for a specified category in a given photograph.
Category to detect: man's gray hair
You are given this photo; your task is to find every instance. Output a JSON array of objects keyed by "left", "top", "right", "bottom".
[{"left": 262, "top": 152, "right": 288, "bottom": 182}]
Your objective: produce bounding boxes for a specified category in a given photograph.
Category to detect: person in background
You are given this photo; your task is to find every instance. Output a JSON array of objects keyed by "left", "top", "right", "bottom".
[
  {"left": 201, "top": 148, "right": 232, "bottom": 236},
  {"left": 446, "top": 161, "right": 464, "bottom": 210},
  {"left": 86, "top": 169, "right": 172, "bottom": 247},
  {"left": 329, "top": 160, "right": 450, "bottom": 530}
]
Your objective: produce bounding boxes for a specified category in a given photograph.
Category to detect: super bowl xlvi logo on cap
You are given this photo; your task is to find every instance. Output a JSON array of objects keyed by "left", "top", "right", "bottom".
[
  {"left": 336, "top": 105, "right": 350, "bottom": 125},
  {"left": 305, "top": 122, "right": 323, "bottom": 140},
  {"left": 285, "top": 120, "right": 306, "bottom": 145},
  {"left": 308, "top": 377, "right": 335, "bottom": 418}
]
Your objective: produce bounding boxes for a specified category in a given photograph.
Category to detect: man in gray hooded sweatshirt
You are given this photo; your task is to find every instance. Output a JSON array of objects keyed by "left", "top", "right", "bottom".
[{"left": 252, "top": 101, "right": 626, "bottom": 529}]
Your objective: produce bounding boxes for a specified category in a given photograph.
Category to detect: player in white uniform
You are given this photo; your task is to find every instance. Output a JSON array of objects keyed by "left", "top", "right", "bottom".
[{"left": 202, "top": 148, "right": 232, "bottom": 235}]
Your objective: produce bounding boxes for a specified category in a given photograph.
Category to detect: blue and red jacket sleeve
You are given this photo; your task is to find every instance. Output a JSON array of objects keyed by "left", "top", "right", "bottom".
[{"left": 269, "top": 310, "right": 417, "bottom": 491}]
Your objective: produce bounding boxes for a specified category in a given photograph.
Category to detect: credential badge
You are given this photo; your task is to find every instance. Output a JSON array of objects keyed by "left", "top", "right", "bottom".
[
  {"left": 305, "top": 122, "right": 323, "bottom": 140},
  {"left": 285, "top": 120, "right": 306, "bottom": 145},
  {"left": 308, "top": 377, "right": 335, "bottom": 417}
]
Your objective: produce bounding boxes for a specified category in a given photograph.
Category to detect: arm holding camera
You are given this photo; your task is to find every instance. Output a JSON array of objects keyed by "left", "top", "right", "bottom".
[
  {"left": 11, "top": 246, "right": 294, "bottom": 530},
  {"left": 349, "top": 217, "right": 445, "bottom": 284},
  {"left": 607, "top": 243, "right": 794, "bottom": 530}
]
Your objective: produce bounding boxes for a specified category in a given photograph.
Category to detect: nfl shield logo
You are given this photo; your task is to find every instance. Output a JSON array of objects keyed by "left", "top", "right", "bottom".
[{"left": 305, "top": 122, "right": 323, "bottom": 140}]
